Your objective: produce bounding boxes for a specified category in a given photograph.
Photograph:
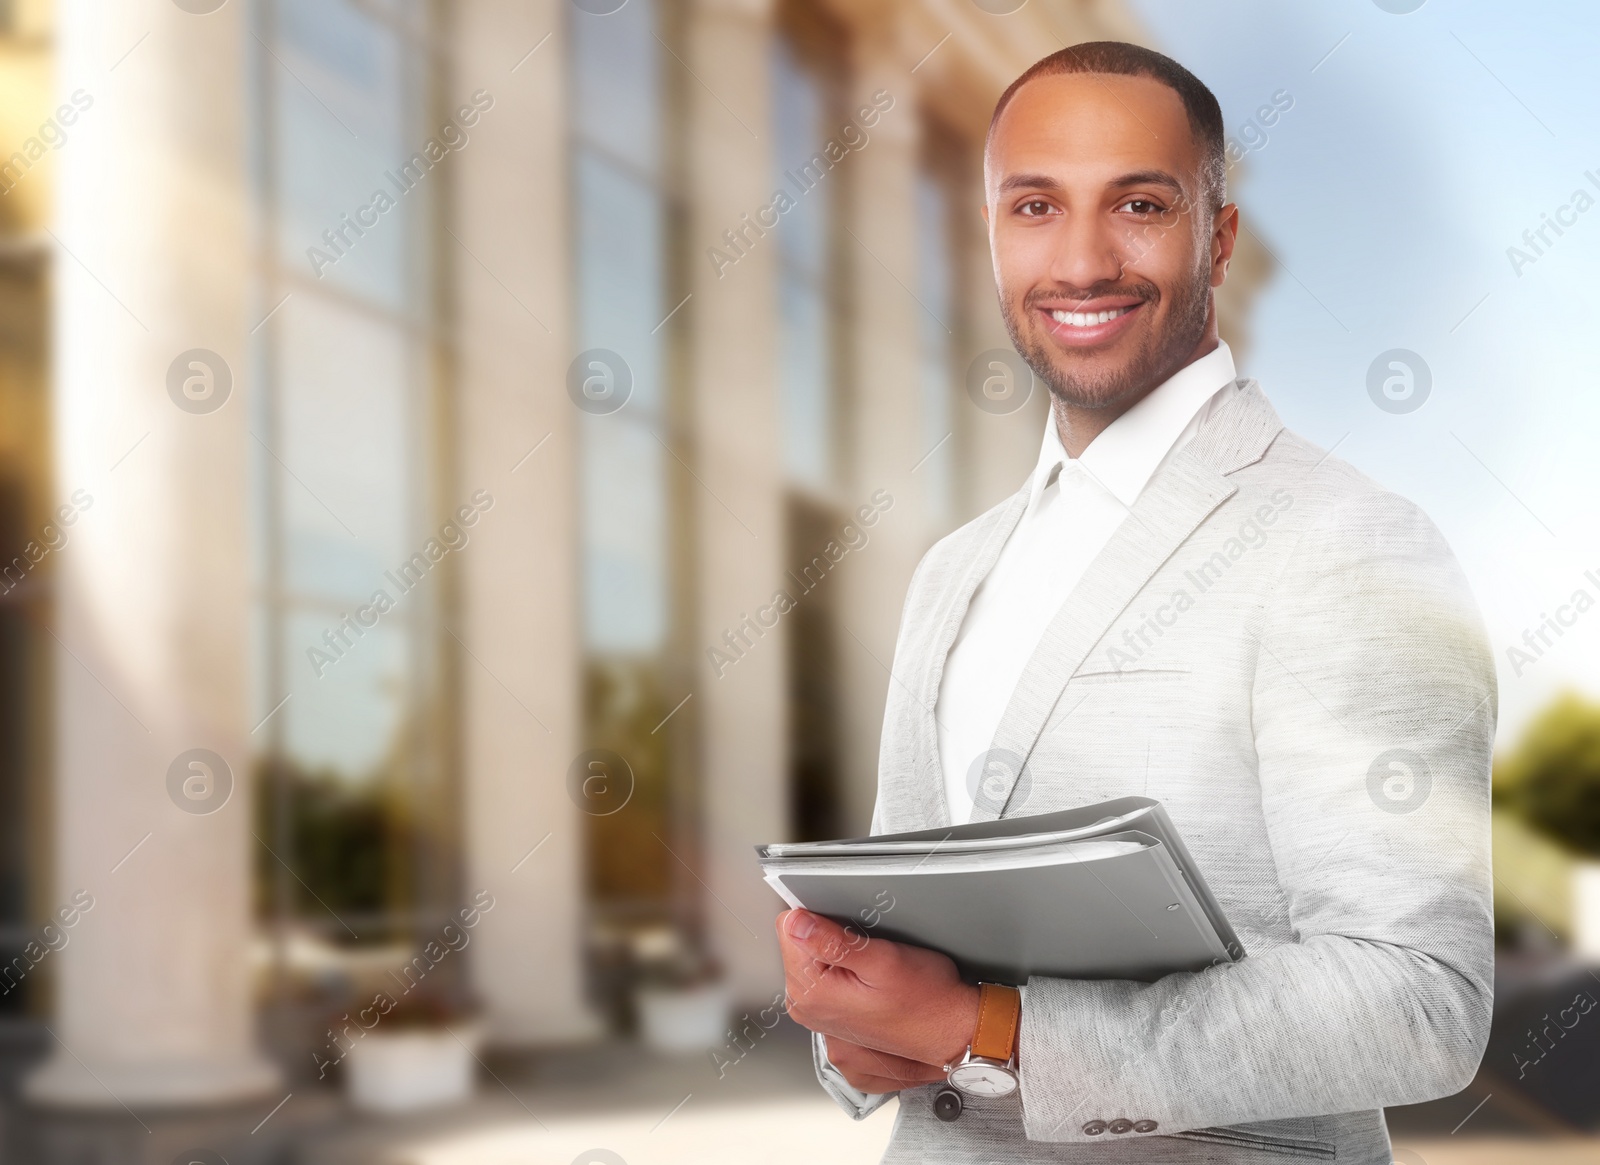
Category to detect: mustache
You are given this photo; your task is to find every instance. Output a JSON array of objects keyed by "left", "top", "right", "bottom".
[{"left": 1022, "top": 282, "right": 1158, "bottom": 311}]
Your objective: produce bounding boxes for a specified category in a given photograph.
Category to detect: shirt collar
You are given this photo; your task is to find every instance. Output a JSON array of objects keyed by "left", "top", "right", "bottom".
[{"left": 1027, "top": 340, "right": 1237, "bottom": 511}]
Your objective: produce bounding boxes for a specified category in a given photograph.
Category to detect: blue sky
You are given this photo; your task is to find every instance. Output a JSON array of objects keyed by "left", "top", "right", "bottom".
[{"left": 1128, "top": 0, "right": 1600, "bottom": 747}]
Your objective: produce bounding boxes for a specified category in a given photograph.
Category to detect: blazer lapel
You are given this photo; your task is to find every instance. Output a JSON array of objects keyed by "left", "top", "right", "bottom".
[
  {"left": 968, "top": 380, "right": 1285, "bottom": 822},
  {"left": 897, "top": 485, "right": 1030, "bottom": 831}
]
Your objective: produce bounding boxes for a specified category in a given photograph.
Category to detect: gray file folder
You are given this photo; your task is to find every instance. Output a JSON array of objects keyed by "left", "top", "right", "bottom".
[{"left": 756, "top": 797, "right": 1242, "bottom": 985}]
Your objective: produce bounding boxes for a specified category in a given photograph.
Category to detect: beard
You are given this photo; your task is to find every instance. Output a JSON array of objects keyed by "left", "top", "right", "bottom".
[{"left": 999, "top": 259, "right": 1212, "bottom": 413}]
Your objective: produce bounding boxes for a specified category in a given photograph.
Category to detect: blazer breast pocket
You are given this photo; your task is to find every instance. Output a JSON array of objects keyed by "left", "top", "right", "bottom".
[
  {"left": 1068, "top": 666, "right": 1193, "bottom": 684},
  {"left": 1168, "top": 1124, "right": 1337, "bottom": 1159}
]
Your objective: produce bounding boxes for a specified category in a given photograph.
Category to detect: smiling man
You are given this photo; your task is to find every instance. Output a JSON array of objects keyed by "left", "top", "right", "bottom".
[{"left": 776, "top": 42, "right": 1496, "bottom": 1163}]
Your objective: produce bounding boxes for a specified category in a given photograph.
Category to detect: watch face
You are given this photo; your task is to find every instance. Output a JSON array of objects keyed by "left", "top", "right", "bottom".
[{"left": 949, "top": 1060, "right": 1018, "bottom": 1097}]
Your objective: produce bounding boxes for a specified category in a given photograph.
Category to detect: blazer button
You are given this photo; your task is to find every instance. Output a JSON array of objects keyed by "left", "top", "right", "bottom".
[
  {"left": 1108, "top": 1118, "right": 1134, "bottom": 1134},
  {"left": 1082, "top": 1120, "right": 1107, "bottom": 1135},
  {"left": 1134, "top": 1120, "right": 1158, "bottom": 1133},
  {"left": 932, "top": 1088, "right": 963, "bottom": 1123}
]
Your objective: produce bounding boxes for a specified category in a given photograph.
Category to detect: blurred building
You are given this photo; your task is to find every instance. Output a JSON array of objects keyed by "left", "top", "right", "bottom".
[{"left": 0, "top": 0, "right": 1270, "bottom": 1137}]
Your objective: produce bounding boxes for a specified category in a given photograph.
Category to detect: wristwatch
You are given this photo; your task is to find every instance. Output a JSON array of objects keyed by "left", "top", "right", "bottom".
[{"left": 945, "top": 982, "right": 1021, "bottom": 1098}]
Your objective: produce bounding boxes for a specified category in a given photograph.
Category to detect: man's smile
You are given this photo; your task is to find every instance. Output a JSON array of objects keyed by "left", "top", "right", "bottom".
[{"left": 1035, "top": 298, "right": 1145, "bottom": 347}]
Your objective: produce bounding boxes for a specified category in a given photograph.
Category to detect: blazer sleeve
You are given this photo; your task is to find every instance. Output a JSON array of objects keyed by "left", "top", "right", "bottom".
[{"left": 1015, "top": 488, "right": 1497, "bottom": 1143}]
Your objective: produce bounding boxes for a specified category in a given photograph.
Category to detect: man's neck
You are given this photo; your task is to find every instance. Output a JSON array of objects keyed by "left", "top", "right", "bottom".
[{"left": 1052, "top": 330, "right": 1220, "bottom": 459}]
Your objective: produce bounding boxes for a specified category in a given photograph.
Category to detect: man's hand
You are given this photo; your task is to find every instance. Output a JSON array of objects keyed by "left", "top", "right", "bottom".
[{"left": 776, "top": 907, "right": 979, "bottom": 1087}]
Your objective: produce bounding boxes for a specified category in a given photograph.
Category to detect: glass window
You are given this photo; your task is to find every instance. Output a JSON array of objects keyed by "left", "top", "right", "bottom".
[
  {"left": 574, "top": 152, "right": 668, "bottom": 418},
  {"left": 569, "top": 0, "right": 682, "bottom": 931},
  {"left": 771, "top": 33, "right": 838, "bottom": 492},
  {"left": 252, "top": 0, "right": 444, "bottom": 948},
  {"left": 272, "top": 0, "right": 417, "bottom": 310},
  {"left": 772, "top": 6, "right": 852, "bottom": 843},
  {"left": 571, "top": 1, "right": 662, "bottom": 173},
  {"left": 581, "top": 417, "right": 667, "bottom": 655},
  {"left": 275, "top": 293, "right": 411, "bottom": 605},
  {"left": 572, "top": 144, "right": 670, "bottom": 655}
]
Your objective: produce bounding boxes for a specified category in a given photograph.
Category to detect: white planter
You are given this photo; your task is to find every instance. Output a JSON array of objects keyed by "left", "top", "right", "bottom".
[
  {"left": 635, "top": 981, "right": 731, "bottom": 1054},
  {"left": 344, "top": 1024, "right": 480, "bottom": 1114},
  {"left": 1574, "top": 861, "right": 1600, "bottom": 960}
]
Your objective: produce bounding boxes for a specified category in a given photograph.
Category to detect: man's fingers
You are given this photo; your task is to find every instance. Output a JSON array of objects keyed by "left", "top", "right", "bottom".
[
  {"left": 779, "top": 907, "right": 878, "bottom": 973},
  {"left": 841, "top": 1071, "right": 918, "bottom": 1094},
  {"left": 826, "top": 1035, "right": 948, "bottom": 1080},
  {"left": 825, "top": 1035, "right": 946, "bottom": 1091},
  {"left": 775, "top": 911, "right": 835, "bottom": 995}
]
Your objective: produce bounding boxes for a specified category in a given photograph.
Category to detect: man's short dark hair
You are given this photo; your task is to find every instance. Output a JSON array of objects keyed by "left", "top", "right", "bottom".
[{"left": 986, "top": 41, "right": 1226, "bottom": 214}]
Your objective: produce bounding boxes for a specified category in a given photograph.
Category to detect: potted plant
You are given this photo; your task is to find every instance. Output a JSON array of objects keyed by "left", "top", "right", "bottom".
[
  {"left": 338, "top": 988, "right": 483, "bottom": 1113},
  {"left": 630, "top": 927, "right": 730, "bottom": 1054}
]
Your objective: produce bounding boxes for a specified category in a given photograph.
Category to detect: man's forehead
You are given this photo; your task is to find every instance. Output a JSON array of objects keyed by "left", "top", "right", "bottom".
[{"left": 987, "top": 72, "right": 1199, "bottom": 187}]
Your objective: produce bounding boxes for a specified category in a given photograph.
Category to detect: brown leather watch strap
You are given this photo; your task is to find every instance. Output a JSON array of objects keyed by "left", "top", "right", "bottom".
[{"left": 969, "top": 982, "right": 1021, "bottom": 1062}]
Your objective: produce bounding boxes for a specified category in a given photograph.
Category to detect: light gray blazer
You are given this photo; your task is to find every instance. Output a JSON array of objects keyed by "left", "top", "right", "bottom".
[{"left": 813, "top": 380, "right": 1496, "bottom": 1163}]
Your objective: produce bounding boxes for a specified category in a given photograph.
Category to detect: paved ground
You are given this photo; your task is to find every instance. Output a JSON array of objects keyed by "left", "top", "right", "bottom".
[
  {"left": 337, "top": 1097, "right": 1600, "bottom": 1165},
  {"left": 1392, "top": 1141, "right": 1600, "bottom": 1165},
  {"left": 298, "top": 1019, "right": 1598, "bottom": 1165},
  {"left": 7, "top": 1007, "right": 1592, "bottom": 1163},
  {"left": 396, "top": 1096, "right": 897, "bottom": 1165}
]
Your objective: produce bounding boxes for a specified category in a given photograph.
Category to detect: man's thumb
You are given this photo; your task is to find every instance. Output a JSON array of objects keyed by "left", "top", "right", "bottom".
[{"left": 784, "top": 908, "right": 870, "bottom": 967}]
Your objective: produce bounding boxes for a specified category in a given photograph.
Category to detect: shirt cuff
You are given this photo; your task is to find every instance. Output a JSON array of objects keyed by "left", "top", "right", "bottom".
[{"left": 812, "top": 1031, "right": 897, "bottom": 1120}]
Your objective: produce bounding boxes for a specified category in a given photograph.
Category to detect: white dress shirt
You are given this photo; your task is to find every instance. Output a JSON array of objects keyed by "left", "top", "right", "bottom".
[{"left": 936, "top": 341, "right": 1239, "bottom": 823}]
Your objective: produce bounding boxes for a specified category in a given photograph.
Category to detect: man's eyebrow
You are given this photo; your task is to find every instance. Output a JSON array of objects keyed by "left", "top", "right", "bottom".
[
  {"left": 995, "top": 169, "right": 1189, "bottom": 198},
  {"left": 1106, "top": 169, "right": 1186, "bottom": 196},
  {"left": 996, "top": 173, "right": 1063, "bottom": 195}
]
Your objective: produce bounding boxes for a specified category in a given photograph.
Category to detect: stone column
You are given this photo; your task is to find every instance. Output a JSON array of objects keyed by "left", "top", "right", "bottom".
[
  {"left": 26, "top": 0, "right": 277, "bottom": 1106},
  {"left": 833, "top": 17, "right": 930, "bottom": 837},
  {"left": 451, "top": 0, "right": 600, "bottom": 1044},
  {"left": 684, "top": 0, "right": 789, "bottom": 1004}
]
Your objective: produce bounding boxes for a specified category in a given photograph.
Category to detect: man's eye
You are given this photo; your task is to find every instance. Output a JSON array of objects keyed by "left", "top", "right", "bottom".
[
  {"left": 1120, "top": 199, "right": 1163, "bottom": 215},
  {"left": 1017, "top": 200, "right": 1056, "bottom": 217}
]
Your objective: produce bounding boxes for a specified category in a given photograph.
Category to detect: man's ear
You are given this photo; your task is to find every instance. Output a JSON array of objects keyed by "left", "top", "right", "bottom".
[
  {"left": 1211, "top": 202, "right": 1239, "bottom": 287},
  {"left": 980, "top": 203, "right": 989, "bottom": 226}
]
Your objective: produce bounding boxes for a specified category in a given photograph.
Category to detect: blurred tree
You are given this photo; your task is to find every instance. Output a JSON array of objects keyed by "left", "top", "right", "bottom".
[
  {"left": 1494, "top": 690, "right": 1600, "bottom": 857},
  {"left": 252, "top": 757, "right": 418, "bottom": 930},
  {"left": 582, "top": 659, "right": 673, "bottom": 907}
]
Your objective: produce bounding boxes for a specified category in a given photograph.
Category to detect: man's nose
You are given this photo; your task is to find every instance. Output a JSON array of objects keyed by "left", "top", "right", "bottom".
[{"left": 1045, "top": 212, "right": 1130, "bottom": 293}]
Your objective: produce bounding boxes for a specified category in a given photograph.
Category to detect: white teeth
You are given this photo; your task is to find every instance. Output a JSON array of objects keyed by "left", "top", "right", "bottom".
[{"left": 1050, "top": 306, "right": 1130, "bottom": 327}]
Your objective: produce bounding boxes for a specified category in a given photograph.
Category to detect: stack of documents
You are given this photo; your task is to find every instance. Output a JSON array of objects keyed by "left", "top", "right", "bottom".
[{"left": 757, "top": 796, "right": 1242, "bottom": 985}]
